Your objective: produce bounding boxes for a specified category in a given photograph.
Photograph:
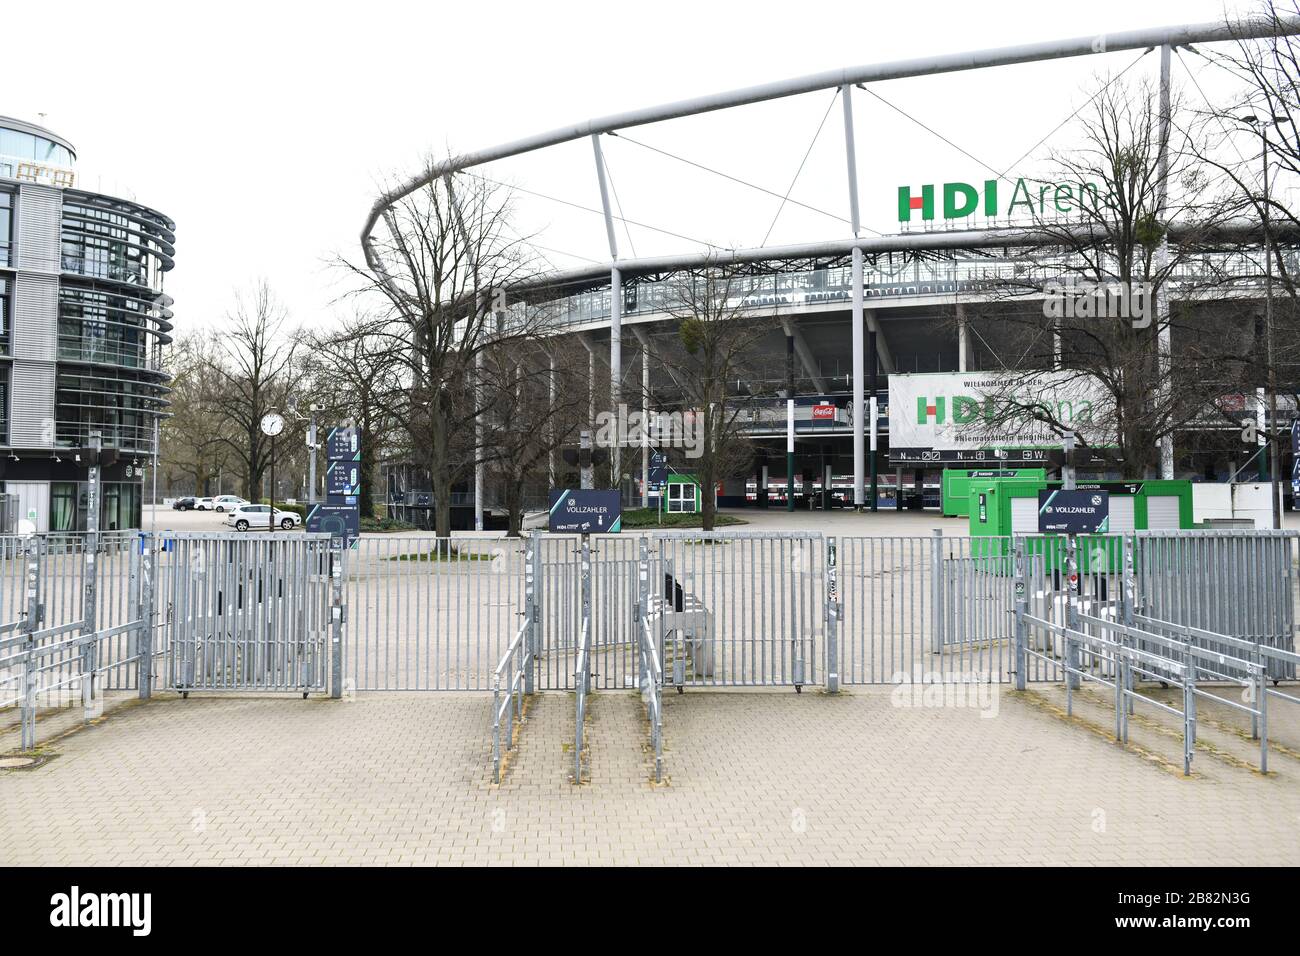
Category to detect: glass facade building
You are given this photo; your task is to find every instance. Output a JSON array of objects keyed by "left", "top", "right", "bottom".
[{"left": 0, "top": 116, "right": 174, "bottom": 531}]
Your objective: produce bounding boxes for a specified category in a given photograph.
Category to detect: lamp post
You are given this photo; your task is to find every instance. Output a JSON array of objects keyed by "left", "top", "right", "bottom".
[{"left": 1241, "top": 113, "right": 1289, "bottom": 529}]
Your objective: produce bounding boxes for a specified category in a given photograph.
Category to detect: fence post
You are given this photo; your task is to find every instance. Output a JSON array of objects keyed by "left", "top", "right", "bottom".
[
  {"left": 1064, "top": 533, "right": 1079, "bottom": 691},
  {"left": 20, "top": 536, "right": 43, "bottom": 750},
  {"left": 1259, "top": 663, "right": 1269, "bottom": 774},
  {"left": 930, "top": 528, "right": 944, "bottom": 654},
  {"left": 580, "top": 535, "right": 591, "bottom": 694},
  {"left": 81, "top": 433, "right": 101, "bottom": 719},
  {"left": 137, "top": 533, "right": 154, "bottom": 699},
  {"left": 637, "top": 534, "right": 649, "bottom": 683},
  {"left": 523, "top": 532, "right": 537, "bottom": 696},
  {"left": 329, "top": 541, "right": 345, "bottom": 699},
  {"left": 1012, "top": 537, "right": 1027, "bottom": 692},
  {"left": 825, "top": 535, "right": 840, "bottom": 694},
  {"left": 1120, "top": 533, "right": 1136, "bottom": 720}
]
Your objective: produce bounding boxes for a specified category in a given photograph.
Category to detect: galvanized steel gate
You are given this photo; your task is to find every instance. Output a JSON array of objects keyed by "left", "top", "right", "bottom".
[{"left": 159, "top": 533, "right": 336, "bottom": 696}]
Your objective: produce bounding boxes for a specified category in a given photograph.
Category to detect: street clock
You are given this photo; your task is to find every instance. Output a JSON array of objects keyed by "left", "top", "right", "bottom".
[{"left": 260, "top": 412, "right": 285, "bottom": 437}]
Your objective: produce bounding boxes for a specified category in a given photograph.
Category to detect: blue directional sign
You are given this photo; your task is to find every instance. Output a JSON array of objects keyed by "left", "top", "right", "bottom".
[
  {"left": 1038, "top": 489, "right": 1110, "bottom": 534},
  {"left": 326, "top": 459, "right": 360, "bottom": 496},
  {"left": 548, "top": 489, "right": 621, "bottom": 534},
  {"left": 307, "top": 501, "right": 361, "bottom": 546},
  {"left": 1291, "top": 420, "right": 1300, "bottom": 505}
]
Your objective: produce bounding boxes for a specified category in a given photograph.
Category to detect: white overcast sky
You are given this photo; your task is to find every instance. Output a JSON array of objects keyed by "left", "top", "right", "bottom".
[{"left": 5, "top": 0, "right": 1262, "bottom": 333}]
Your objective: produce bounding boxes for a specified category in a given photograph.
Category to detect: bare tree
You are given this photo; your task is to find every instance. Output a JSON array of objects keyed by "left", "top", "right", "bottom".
[
  {"left": 341, "top": 168, "right": 551, "bottom": 537},
  {"left": 632, "top": 265, "right": 778, "bottom": 530},
  {"left": 159, "top": 331, "right": 232, "bottom": 494},
  {"left": 208, "top": 282, "right": 306, "bottom": 499},
  {"left": 304, "top": 313, "right": 403, "bottom": 519},
  {"left": 478, "top": 333, "right": 585, "bottom": 536},
  {"left": 956, "top": 75, "right": 1244, "bottom": 475},
  {"left": 1186, "top": 1, "right": 1300, "bottom": 498}
]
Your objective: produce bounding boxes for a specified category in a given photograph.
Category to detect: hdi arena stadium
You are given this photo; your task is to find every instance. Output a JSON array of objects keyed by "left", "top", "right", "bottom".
[{"left": 362, "top": 16, "right": 1300, "bottom": 523}]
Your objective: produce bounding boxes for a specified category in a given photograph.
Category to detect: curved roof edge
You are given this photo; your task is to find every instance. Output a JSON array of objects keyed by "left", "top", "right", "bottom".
[
  {"left": 361, "top": 14, "right": 1300, "bottom": 267},
  {"left": 0, "top": 115, "right": 76, "bottom": 157}
]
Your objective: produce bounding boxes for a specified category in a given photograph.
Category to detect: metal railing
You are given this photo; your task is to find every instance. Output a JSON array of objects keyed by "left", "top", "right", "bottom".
[
  {"left": 0, "top": 532, "right": 152, "bottom": 749},
  {"left": 1134, "top": 613, "right": 1283, "bottom": 773},
  {"left": 636, "top": 536, "right": 664, "bottom": 782},
  {"left": 491, "top": 618, "right": 531, "bottom": 784},
  {"left": 638, "top": 614, "right": 664, "bottom": 784},
  {"left": 1021, "top": 608, "right": 1198, "bottom": 774},
  {"left": 573, "top": 570, "right": 592, "bottom": 784}
]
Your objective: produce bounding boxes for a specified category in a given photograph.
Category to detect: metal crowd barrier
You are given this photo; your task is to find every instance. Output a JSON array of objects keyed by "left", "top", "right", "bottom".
[
  {"left": 0, "top": 532, "right": 153, "bottom": 750},
  {"left": 491, "top": 618, "right": 531, "bottom": 784}
]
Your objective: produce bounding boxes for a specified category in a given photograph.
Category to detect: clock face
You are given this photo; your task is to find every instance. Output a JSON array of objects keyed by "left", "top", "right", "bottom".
[{"left": 260, "top": 412, "right": 285, "bottom": 437}]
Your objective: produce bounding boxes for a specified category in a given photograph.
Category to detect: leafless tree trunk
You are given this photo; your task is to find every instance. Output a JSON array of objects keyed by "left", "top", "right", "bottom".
[
  {"left": 956, "top": 74, "right": 1243, "bottom": 476},
  {"left": 341, "top": 167, "right": 550, "bottom": 537},
  {"left": 627, "top": 264, "right": 778, "bottom": 531},
  {"left": 208, "top": 282, "right": 305, "bottom": 499}
]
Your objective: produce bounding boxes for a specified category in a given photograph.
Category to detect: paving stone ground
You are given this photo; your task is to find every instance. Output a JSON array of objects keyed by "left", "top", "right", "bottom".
[{"left": 3, "top": 681, "right": 1300, "bottom": 866}]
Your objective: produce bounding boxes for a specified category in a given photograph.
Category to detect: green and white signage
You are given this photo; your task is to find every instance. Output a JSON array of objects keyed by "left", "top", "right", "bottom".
[{"left": 888, "top": 371, "right": 1113, "bottom": 462}]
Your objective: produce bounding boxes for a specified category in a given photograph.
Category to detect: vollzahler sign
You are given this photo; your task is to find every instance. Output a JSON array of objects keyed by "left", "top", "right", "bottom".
[
  {"left": 1037, "top": 489, "right": 1110, "bottom": 534},
  {"left": 548, "top": 490, "right": 622, "bottom": 534}
]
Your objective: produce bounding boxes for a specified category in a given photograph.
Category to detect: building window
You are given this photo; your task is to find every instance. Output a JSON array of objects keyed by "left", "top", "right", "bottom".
[
  {"left": 58, "top": 285, "right": 149, "bottom": 368},
  {"left": 50, "top": 480, "right": 141, "bottom": 532},
  {"left": 0, "top": 275, "right": 9, "bottom": 354},
  {"left": 0, "top": 190, "right": 11, "bottom": 267},
  {"left": 51, "top": 482, "right": 77, "bottom": 532}
]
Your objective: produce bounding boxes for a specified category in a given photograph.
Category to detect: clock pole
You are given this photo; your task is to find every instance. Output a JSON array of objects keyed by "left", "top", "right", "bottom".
[{"left": 269, "top": 431, "right": 276, "bottom": 533}]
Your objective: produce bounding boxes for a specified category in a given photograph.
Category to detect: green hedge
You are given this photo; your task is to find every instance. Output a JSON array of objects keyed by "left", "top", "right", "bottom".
[{"left": 258, "top": 499, "right": 308, "bottom": 518}]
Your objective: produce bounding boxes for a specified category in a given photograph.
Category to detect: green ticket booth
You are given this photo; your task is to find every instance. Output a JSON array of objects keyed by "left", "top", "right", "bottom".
[
  {"left": 942, "top": 468, "right": 1047, "bottom": 517},
  {"left": 968, "top": 477, "right": 1194, "bottom": 572}
]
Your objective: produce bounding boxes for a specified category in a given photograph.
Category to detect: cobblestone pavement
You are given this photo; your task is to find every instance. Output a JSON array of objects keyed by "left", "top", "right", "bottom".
[{"left": 3, "top": 685, "right": 1299, "bottom": 866}]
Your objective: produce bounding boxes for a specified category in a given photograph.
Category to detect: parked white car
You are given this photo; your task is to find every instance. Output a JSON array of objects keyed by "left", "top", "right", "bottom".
[
  {"left": 212, "top": 495, "right": 248, "bottom": 513},
  {"left": 226, "top": 504, "right": 302, "bottom": 531},
  {"left": 193, "top": 497, "right": 214, "bottom": 511}
]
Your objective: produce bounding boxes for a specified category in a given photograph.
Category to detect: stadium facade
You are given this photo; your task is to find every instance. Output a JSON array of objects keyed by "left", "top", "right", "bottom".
[
  {"left": 0, "top": 116, "right": 174, "bottom": 531},
  {"left": 365, "top": 18, "right": 1300, "bottom": 526}
]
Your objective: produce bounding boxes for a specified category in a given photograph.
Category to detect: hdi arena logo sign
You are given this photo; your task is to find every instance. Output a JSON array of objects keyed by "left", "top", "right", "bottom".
[{"left": 897, "top": 179, "right": 1104, "bottom": 222}]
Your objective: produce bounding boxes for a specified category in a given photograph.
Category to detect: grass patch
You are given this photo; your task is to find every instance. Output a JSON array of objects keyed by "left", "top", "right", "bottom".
[{"left": 619, "top": 509, "right": 747, "bottom": 529}]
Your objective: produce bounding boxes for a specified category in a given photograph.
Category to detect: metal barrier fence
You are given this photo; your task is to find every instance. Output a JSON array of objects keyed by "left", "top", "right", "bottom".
[
  {"left": 157, "top": 533, "right": 334, "bottom": 696},
  {"left": 343, "top": 536, "right": 522, "bottom": 691},
  {"left": 1134, "top": 531, "right": 1297, "bottom": 679},
  {"left": 0, "top": 525, "right": 1296, "bottom": 772},
  {"left": 0, "top": 532, "right": 151, "bottom": 748},
  {"left": 492, "top": 536, "right": 537, "bottom": 783}
]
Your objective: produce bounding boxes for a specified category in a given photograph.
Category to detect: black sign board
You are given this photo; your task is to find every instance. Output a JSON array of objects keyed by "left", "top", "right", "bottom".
[
  {"left": 1037, "top": 489, "right": 1110, "bottom": 534},
  {"left": 326, "top": 459, "right": 361, "bottom": 496},
  {"left": 307, "top": 501, "right": 361, "bottom": 545},
  {"left": 326, "top": 426, "right": 360, "bottom": 462},
  {"left": 548, "top": 489, "right": 621, "bottom": 534},
  {"left": 648, "top": 452, "right": 668, "bottom": 491}
]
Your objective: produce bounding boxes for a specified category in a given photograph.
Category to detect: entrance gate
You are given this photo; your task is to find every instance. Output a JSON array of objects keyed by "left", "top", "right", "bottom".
[{"left": 159, "top": 533, "right": 335, "bottom": 696}]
